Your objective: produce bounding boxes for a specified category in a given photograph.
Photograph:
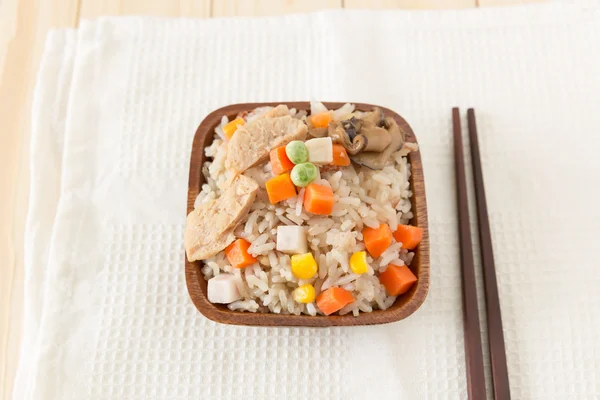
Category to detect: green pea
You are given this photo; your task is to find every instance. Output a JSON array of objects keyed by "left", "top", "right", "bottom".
[
  {"left": 291, "top": 163, "right": 318, "bottom": 187},
  {"left": 285, "top": 141, "right": 308, "bottom": 164}
]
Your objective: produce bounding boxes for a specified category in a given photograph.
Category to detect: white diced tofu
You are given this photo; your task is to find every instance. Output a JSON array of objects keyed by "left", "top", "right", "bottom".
[
  {"left": 276, "top": 225, "right": 308, "bottom": 254},
  {"left": 207, "top": 274, "right": 241, "bottom": 304},
  {"left": 305, "top": 137, "right": 333, "bottom": 165}
]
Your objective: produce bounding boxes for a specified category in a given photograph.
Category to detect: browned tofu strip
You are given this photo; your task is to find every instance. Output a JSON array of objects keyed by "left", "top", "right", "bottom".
[
  {"left": 225, "top": 113, "right": 308, "bottom": 173},
  {"left": 184, "top": 175, "right": 259, "bottom": 261}
]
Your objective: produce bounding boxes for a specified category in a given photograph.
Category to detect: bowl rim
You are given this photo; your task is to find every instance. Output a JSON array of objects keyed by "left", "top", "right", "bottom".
[{"left": 185, "top": 101, "right": 429, "bottom": 327}]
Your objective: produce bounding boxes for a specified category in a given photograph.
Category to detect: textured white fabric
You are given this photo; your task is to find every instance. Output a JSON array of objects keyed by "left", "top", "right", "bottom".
[
  {"left": 14, "top": 30, "right": 78, "bottom": 400},
  {"left": 17, "top": 3, "right": 600, "bottom": 399}
]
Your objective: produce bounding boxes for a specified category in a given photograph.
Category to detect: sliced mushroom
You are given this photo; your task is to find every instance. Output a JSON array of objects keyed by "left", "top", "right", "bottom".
[
  {"left": 328, "top": 120, "right": 366, "bottom": 155},
  {"left": 361, "top": 107, "right": 385, "bottom": 127},
  {"left": 351, "top": 117, "right": 406, "bottom": 170},
  {"left": 325, "top": 108, "right": 397, "bottom": 157},
  {"left": 359, "top": 125, "right": 391, "bottom": 152},
  {"left": 341, "top": 117, "right": 362, "bottom": 140}
]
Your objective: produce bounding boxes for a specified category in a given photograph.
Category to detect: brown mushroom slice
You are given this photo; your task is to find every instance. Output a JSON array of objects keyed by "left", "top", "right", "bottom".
[
  {"left": 341, "top": 117, "right": 362, "bottom": 140},
  {"left": 351, "top": 117, "right": 405, "bottom": 170},
  {"left": 327, "top": 111, "right": 394, "bottom": 156},
  {"left": 328, "top": 121, "right": 366, "bottom": 155},
  {"left": 361, "top": 107, "right": 385, "bottom": 127},
  {"left": 360, "top": 125, "right": 392, "bottom": 152}
]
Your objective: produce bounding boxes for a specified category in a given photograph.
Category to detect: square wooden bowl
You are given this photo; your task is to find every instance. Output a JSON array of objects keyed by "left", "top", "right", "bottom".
[{"left": 185, "top": 102, "right": 429, "bottom": 327}]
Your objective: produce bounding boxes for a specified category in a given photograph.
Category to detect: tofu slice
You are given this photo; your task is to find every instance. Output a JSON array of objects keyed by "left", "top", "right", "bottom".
[
  {"left": 226, "top": 114, "right": 308, "bottom": 173},
  {"left": 184, "top": 175, "right": 259, "bottom": 261},
  {"left": 305, "top": 137, "right": 333, "bottom": 165},
  {"left": 276, "top": 225, "right": 308, "bottom": 254},
  {"left": 207, "top": 274, "right": 241, "bottom": 304}
]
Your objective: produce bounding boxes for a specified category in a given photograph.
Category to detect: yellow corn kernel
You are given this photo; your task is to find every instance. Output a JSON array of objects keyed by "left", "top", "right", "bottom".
[
  {"left": 292, "top": 284, "right": 316, "bottom": 304},
  {"left": 291, "top": 253, "right": 318, "bottom": 280},
  {"left": 350, "top": 251, "right": 369, "bottom": 274},
  {"left": 223, "top": 117, "right": 245, "bottom": 140}
]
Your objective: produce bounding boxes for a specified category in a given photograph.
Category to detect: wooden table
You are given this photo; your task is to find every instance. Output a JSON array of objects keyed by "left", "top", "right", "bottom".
[{"left": 0, "top": 0, "right": 540, "bottom": 398}]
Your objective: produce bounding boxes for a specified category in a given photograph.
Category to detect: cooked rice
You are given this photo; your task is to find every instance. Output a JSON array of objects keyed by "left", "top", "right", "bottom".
[{"left": 199, "top": 103, "right": 417, "bottom": 316}]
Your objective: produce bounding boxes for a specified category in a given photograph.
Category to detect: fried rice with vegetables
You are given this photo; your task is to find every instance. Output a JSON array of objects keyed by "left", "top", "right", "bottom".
[{"left": 184, "top": 102, "right": 422, "bottom": 316}]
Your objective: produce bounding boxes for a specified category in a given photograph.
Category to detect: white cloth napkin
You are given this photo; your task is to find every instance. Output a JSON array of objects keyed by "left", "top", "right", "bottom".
[
  {"left": 14, "top": 29, "right": 77, "bottom": 400},
  {"left": 17, "top": 3, "right": 600, "bottom": 399}
]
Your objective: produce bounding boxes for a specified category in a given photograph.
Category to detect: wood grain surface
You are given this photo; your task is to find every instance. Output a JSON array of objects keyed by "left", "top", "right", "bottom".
[
  {"left": 186, "top": 102, "right": 429, "bottom": 327},
  {"left": 0, "top": 0, "right": 543, "bottom": 398}
]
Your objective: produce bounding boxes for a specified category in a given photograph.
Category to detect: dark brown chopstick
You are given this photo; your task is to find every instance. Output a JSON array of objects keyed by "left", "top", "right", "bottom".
[
  {"left": 467, "top": 109, "right": 511, "bottom": 400},
  {"left": 452, "top": 108, "right": 487, "bottom": 400}
]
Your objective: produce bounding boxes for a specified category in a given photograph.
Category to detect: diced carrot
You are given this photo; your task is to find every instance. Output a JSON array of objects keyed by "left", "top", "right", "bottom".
[
  {"left": 393, "top": 225, "right": 424, "bottom": 250},
  {"left": 223, "top": 117, "right": 245, "bottom": 140},
  {"left": 316, "top": 287, "right": 355, "bottom": 316},
  {"left": 270, "top": 146, "right": 295, "bottom": 175},
  {"left": 309, "top": 112, "right": 332, "bottom": 129},
  {"left": 379, "top": 264, "right": 417, "bottom": 296},
  {"left": 303, "top": 183, "right": 334, "bottom": 215},
  {"left": 331, "top": 144, "right": 351, "bottom": 167},
  {"left": 225, "top": 239, "right": 257, "bottom": 269},
  {"left": 265, "top": 173, "right": 297, "bottom": 204},
  {"left": 362, "top": 224, "right": 393, "bottom": 258}
]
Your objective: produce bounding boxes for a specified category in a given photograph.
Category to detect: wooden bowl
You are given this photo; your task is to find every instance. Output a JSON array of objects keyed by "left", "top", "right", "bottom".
[{"left": 185, "top": 102, "right": 429, "bottom": 327}]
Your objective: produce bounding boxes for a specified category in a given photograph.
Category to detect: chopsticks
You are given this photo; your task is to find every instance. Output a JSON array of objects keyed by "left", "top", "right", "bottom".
[
  {"left": 452, "top": 108, "right": 487, "bottom": 400},
  {"left": 453, "top": 108, "right": 511, "bottom": 400},
  {"left": 467, "top": 109, "right": 511, "bottom": 400}
]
